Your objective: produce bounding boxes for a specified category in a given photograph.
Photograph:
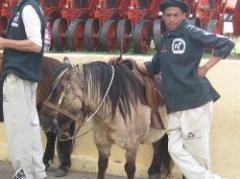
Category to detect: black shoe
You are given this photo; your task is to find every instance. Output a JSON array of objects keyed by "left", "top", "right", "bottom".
[{"left": 12, "top": 169, "right": 26, "bottom": 179}]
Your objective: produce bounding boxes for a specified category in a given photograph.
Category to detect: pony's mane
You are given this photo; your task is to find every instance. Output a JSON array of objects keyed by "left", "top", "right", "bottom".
[{"left": 79, "top": 61, "right": 145, "bottom": 120}]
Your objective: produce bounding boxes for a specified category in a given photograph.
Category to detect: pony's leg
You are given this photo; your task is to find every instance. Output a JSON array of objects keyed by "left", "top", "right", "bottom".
[
  {"left": 148, "top": 134, "right": 173, "bottom": 179},
  {"left": 148, "top": 140, "right": 161, "bottom": 179},
  {"left": 55, "top": 123, "right": 75, "bottom": 177},
  {"left": 96, "top": 144, "right": 112, "bottom": 179},
  {"left": 125, "top": 147, "right": 137, "bottom": 179},
  {"left": 54, "top": 138, "right": 73, "bottom": 177},
  {"left": 43, "top": 131, "right": 57, "bottom": 170}
]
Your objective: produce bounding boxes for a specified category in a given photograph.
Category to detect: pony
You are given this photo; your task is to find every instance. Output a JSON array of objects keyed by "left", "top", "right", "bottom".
[
  {"left": 0, "top": 53, "right": 74, "bottom": 177},
  {"left": 40, "top": 59, "right": 173, "bottom": 179}
]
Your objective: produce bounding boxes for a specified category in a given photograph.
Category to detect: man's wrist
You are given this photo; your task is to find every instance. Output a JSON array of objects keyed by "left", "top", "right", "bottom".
[
  {"left": 136, "top": 63, "right": 148, "bottom": 75},
  {"left": 203, "top": 64, "right": 210, "bottom": 71}
]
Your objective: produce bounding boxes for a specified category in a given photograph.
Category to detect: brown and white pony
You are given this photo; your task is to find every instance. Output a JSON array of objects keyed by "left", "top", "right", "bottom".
[
  {"left": 0, "top": 53, "right": 74, "bottom": 177},
  {"left": 40, "top": 60, "right": 173, "bottom": 179}
]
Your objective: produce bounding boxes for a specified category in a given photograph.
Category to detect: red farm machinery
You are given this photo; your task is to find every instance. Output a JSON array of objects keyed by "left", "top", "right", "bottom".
[
  {"left": 233, "top": 0, "right": 240, "bottom": 35},
  {"left": 0, "top": 0, "right": 239, "bottom": 53},
  {"left": 0, "top": 0, "right": 18, "bottom": 36},
  {"left": 49, "top": 0, "right": 97, "bottom": 51},
  {"left": 39, "top": 0, "right": 65, "bottom": 50},
  {"left": 83, "top": 0, "right": 129, "bottom": 51},
  {"left": 116, "top": 0, "right": 162, "bottom": 53}
]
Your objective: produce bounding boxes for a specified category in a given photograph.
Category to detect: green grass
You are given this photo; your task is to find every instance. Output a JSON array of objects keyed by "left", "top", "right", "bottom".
[
  {"left": 48, "top": 37, "right": 240, "bottom": 59},
  {"left": 230, "top": 37, "right": 240, "bottom": 58}
]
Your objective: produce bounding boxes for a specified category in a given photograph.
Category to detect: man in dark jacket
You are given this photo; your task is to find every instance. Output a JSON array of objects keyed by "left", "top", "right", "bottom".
[
  {"left": 137, "top": 0, "right": 235, "bottom": 178},
  {"left": 0, "top": 0, "right": 47, "bottom": 178}
]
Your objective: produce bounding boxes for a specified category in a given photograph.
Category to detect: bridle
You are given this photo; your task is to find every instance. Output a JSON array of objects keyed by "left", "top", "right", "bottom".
[
  {"left": 42, "top": 65, "right": 84, "bottom": 141},
  {"left": 43, "top": 66, "right": 81, "bottom": 123},
  {"left": 42, "top": 64, "right": 115, "bottom": 141}
]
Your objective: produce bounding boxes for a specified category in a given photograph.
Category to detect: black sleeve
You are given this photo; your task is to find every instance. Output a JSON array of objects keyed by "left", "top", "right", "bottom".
[
  {"left": 187, "top": 25, "right": 235, "bottom": 59},
  {"left": 144, "top": 52, "right": 161, "bottom": 75}
]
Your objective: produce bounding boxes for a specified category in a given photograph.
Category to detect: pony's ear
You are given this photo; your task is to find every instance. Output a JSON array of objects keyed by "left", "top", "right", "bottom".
[{"left": 63, "top": 56, "right": 70, "bottom": 64}]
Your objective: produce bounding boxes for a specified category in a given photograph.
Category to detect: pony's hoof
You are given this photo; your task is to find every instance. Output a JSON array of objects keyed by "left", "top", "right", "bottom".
[
  {"left": 54, "top": 168, "right": 68, "bottom": 177},
  {"left": 148, "top": 173, "right": 160, "bottom": 179},
  {"left": 44, "top": 162, "right": 50, "bottom": 171}
]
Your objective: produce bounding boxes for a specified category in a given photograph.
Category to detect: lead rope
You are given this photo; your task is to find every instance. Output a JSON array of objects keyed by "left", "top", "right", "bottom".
[
  {"left": 86, "top": 65, "right": 115, "bottom": 122},
  {"left": 118, "top": 27, "right": 125, "bottom": 62},
  {"left": 119, "top": 34, "right": 123, "bottom": 60}
]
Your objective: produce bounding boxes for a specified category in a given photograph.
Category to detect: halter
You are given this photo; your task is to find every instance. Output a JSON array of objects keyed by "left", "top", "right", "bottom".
[
  {"left": 42, "top": 66, "right": 81, "bottom": 123},
  {"left": 43, "top": 64, "right": 115, "bottom": 141}
]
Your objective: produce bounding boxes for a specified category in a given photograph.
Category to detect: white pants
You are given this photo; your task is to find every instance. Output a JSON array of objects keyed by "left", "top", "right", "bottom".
[
  {"left": 3, "top": 73, "right": 46, "bottom": 179},
  {"left": 167, "top": 101, "right": 220, "bottom": 179}
]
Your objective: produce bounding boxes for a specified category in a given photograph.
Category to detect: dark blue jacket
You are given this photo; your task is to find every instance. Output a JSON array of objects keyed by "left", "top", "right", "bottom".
[
  {"left": 2, "top": 0, "right": 45, "bottom": 82},
  {"left": 145, "top": 20, "right": 235, "bottom": 113}
]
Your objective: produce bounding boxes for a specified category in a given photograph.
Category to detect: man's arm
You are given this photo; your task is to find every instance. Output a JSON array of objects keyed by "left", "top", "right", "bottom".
[
  {"left": 136, "top": 62, "right": 148, "bottom": 74},
  {"left": 0, "top": 5, "right": 42, "bottom": 53},
  {"left": 197, "top": 56, "right": 221, "bottom": 77},
  {"left": 188, "top": 25, "right": 235, "bottom": 77},
  {"left": 188, "top": 25, "right": 235, "bottom": 59},
  {"left": 0, "top": 37, "right": 41, "bottom": 52},
  {"left": 143, "top": 52, "right": 161, "bottom": 75}
]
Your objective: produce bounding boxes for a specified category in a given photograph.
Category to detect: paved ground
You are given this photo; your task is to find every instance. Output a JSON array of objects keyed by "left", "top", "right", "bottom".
[
  {"left": 0, "top": 160, "right": 125, "bottom": 179},
  {"left": 1, "top": 160, "right": 238, "bottom": 179}
]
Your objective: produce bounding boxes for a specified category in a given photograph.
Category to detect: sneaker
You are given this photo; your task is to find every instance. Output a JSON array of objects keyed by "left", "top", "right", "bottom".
[{"left": 12, "top": 169, "right": 26, "bottom": 179}]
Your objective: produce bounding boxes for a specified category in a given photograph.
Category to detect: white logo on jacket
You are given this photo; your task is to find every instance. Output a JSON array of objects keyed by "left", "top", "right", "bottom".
[{"left": 172, "top": 38, "right": 186, "bottom": 54}]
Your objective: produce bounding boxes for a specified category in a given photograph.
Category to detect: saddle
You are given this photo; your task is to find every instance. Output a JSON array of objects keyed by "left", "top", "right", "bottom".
[{"left": 117, "top": 58, "right": 165, "bottom": 129}]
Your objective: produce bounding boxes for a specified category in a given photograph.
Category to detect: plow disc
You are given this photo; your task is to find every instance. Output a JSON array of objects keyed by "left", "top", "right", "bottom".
[
  {"left": 133, "top": 20, "right": 152, "bottom": 54},
  {"left": 0, "top": 16, "right": 7, "bottom": 37},
  {"left": 46, "top": 17, "right": 55, "bottom": 50},
  {"left": 117, "top": 19, "right": 132, "bottom": 52},
  {"left": 52, "top": 18, "right": 68, "bottom": 51},
  {"left": 84, "top": 18, "right": 100, "bottom": 51},
  {"left": 99, "top": 19, "right": 117, "bottom": 51},
  {"left": 68, "top": 19, "right": 85, "bottom": 51}
]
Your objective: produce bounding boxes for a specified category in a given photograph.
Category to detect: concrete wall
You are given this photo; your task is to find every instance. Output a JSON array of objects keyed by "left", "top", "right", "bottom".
[{"left": 0, "top": 54, "right": 240, "bottom": 178}]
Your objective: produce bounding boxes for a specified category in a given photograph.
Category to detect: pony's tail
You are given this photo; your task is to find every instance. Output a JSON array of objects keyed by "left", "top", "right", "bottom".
[{"left": 148, "top": 133, "right": 173, "bottom": 177}]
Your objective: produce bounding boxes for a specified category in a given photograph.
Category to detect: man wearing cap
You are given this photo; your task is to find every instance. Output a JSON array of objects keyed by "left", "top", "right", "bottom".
[{"left": 136, "top": 0, "right": 235, "bottom": 178}]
